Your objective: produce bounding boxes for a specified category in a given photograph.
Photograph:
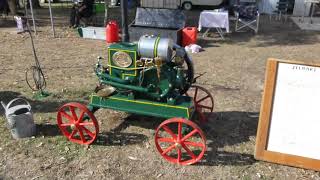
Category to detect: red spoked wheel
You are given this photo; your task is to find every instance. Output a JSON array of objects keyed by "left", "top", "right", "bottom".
[
  {"left": 186, "top": 85, "right": 214, "bottom": 124},
  {"left": 155, "top": 118, "right": 206, "bottom": 165},
  {"left": 57, "top": 103, "right": 99, "bottom": 145}
]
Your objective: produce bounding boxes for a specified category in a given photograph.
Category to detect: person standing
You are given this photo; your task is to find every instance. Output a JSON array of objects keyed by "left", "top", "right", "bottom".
[{"left": 70, "top": 0, "right": 94, "bottom": 28}]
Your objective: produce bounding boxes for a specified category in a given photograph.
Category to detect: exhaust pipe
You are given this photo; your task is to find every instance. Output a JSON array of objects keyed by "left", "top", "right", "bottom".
[{"left": 120, "top": 0, "right": 129, "bottom": 42}]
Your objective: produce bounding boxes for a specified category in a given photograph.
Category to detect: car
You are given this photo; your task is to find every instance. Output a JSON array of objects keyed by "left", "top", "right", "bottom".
[{"left": 181, "top": 0, "right": 224, "bottom": 10}]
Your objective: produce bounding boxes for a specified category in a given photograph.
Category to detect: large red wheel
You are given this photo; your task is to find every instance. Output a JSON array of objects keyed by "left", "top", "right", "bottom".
[
  {"left": 186, "top": 85, "right": 214, "bottom": 124},
  {"left": 57, "top": 103, "right": 99, "bottom": 145},
  {"left": 155, "top": 118, "right": 206, "bottom": 165}
]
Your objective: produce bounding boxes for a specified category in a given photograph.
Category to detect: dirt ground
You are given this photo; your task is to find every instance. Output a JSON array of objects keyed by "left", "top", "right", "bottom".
[{"left": 1, "top": 6, "right": 320, "bottom": 180}]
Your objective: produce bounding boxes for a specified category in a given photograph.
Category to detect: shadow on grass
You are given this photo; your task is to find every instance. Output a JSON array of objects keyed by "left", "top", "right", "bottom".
[
  {"left": 197, "top": 111, "right": 259, "bottom": 166},
  {"left": 110, "top": 111, "right": 258, "bottom": 166},
  {"left": 36, "top": 123, "right": 62, "bottom": 137},
  {"left": 198, "top": 151, "right": 256, "bottom": 166},
  {"left": 94, "top": 131, "right": 148, "bottom": 146},
  {"left": 0, "top": 91, "right": 84, "bottom": 115},
  {"left": 0, "top": 18, "right": 16, "bottom": 28}
]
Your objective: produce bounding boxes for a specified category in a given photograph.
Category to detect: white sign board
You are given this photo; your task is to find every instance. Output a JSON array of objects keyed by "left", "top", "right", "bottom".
[
  {"left": 267, "top": 63, "right": 320, "bottom": 160},
  {"left": 255, "top": 59, "right": 320, "bottom": 171}
]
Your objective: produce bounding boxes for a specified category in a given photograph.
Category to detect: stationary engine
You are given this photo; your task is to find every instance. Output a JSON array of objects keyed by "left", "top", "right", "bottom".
[{"left": 95, "top": 35, "right": 194, "bottom": 104}]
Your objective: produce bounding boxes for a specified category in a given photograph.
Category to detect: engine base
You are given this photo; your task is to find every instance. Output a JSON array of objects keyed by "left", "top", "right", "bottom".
[{"left": 89, "top": 94, "right": 194, "bottom": 119}]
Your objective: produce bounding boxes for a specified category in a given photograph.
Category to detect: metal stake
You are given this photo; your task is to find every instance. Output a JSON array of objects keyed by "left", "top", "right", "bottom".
[
  {"left": 28, "top": 0, "right": 37, "bottom": 35},
  {"left": 48, "top": 0, "right": 56, "bottom": 37}
]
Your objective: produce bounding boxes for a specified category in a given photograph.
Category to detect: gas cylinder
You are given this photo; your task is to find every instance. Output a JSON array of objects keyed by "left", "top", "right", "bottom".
[
  {"left": 106, "top": 21, "right": 119, "bottom": 43},
  {"left": 182, "top": 27, "right": 197, "bottom": 47}
]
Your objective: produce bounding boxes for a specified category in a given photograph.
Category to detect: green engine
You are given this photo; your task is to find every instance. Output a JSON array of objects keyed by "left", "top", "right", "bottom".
[{"left": 94, "top": 36, "right": 194, "bottom": 104}]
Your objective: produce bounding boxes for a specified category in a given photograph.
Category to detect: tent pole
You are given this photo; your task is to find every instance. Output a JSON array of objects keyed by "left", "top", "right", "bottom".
[
  {"left": 48, "top": 0, "right": 56, "bottom": 37},
  {"left": 28, "top": 0, "right": 37, "bottom": 35}
]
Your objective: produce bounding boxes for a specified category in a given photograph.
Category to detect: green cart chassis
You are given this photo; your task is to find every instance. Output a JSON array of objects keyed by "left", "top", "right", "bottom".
[
  {"left": 56, "top": 85, "right": 213, "bottom": 165},
  {"left": 89, "top": 94, "right": 194, "bottom": 119}
]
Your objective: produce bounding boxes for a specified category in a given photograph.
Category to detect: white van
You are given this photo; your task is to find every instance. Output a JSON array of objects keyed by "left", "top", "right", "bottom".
[
  {"left": 180, "top": 0, "right": 224, "bottom": 10},
  {"left": 140, "top": 0, "right": 224, "bottom": 10}
]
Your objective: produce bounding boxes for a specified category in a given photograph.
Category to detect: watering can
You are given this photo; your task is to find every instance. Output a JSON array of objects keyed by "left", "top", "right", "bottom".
[{"left": 1, "top": 98, "right": 36, "bottom": 139}]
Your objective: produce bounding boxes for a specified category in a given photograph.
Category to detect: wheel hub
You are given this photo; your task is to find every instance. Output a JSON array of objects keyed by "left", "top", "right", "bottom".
[{"left": 175, "top": 142, "right": 182, "bottom": 149}]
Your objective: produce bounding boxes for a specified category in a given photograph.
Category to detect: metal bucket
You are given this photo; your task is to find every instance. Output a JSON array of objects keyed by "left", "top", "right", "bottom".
[
  {"left": 1, "top": 98, "right": 36, "bottom": 139},
  {"left": 138, "top": 35, "right": 173, "bottom": 61}
]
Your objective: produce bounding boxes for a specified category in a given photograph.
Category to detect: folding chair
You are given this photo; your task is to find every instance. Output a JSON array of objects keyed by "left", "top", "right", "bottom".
[
  {"left": 271, "top": 0, "right": 289, "bottom": 22},
  {"left": 234, "top": 2, "right": 260, "bottom": 33}
]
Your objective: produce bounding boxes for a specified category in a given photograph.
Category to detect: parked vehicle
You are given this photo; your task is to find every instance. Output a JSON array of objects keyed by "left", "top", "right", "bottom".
[
  {"left": 180, "top": 0, "right": 224, "bottom": 10},
  {"left": 140, "top": 0, "right": 224, "bottom": 10}
]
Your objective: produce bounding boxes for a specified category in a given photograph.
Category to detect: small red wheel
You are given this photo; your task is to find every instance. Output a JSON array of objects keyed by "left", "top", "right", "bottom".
[
  {"left": 155, "top": 118, "right": 206, "bottom": 165},
  {"left": 57, "top": 103, "right": 99, "bottom": 145},
  {"left": 186, "top": 85, "right": 214, "bottom": 124}
]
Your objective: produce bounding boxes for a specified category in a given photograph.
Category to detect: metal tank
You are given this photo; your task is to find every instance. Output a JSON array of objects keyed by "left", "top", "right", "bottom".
[{"left": 138, "top": 35, "right": 173, "bottom": 61}]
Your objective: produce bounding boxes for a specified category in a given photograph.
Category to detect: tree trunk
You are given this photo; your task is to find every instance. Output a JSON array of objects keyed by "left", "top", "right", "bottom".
[
  {"left": 31, "top": 0, "right": 40, "bottom": 8},
  {"left": 27, "top": 0, "right": 41, "bottom": 9},
  {"left": 7, "top": 0, "right": 17, "bottom": 15},
  {"left": 104, "top": 0, "right": 110, "bottom": 26}
]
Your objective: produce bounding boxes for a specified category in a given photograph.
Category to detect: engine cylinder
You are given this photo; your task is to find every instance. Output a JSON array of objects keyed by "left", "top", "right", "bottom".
[{"left": 138, "top": 35, "right": 173, "bottom": 61}]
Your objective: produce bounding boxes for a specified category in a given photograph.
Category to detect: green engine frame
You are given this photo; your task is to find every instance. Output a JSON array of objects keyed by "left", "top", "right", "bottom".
[
  {"left": 89, "top": 42, "right": 195, "bottom": 120},
  {"left": 89, "top": 94, "right": 193, "bottom": 119}
]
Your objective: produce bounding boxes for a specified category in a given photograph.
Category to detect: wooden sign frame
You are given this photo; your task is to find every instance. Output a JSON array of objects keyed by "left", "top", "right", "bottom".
[{"left": 255, "top": 58, "right": 320, "bottom": 171}]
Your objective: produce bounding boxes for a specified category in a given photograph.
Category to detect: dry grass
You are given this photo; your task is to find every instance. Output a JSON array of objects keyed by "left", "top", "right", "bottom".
[{"left": 1, "top": 7, "right": 320, "bottom": 179}]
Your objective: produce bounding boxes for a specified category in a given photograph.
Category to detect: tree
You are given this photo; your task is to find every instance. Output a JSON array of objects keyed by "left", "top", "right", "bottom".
[
  {"left": 7, "top": 0, "right": 17, "bottom": 15},
  {"left": 6, "top": 0, "right": 40, "bottom": 16},
  {"left": 27, "top": 0, "right": 41, "bottom": 9}
]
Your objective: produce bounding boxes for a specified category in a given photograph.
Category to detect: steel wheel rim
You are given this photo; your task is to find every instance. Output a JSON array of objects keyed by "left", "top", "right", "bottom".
[
  {"left": 186, "top": 85, "right": 214, "bottom": 124},
  {"left": 57, "top": 102, "right": 99, "bottom": 145},
  {"left": 183, "top": 3, "right": 192, "bottom": 10},
  {"left": 155, "top": 118, "right": 206, "bottom": 165}
]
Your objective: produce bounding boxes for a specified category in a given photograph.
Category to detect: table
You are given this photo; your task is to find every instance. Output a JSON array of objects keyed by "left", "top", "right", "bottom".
[{"left": 198, "top": 10, "right": 230, "bottom": 39}]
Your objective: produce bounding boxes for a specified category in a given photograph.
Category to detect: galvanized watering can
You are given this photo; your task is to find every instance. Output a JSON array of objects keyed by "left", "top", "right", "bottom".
[{"left": 1, "top": 98, "right": 36, "bottom": 139}]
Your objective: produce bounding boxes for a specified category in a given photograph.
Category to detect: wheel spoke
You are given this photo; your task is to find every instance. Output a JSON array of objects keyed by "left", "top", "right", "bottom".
[
  {"left": 178, "top": 122, "right": 182, "bottom": 141},
  {"left": 69, "top": 106, "right": 78, "bottom": 121},
  {"left": 184, "top": 141, "right": 205, "bottom": 148},
  {"left": 60, "top": 111, "right": 75, "bottom": 122},
  {"left": 197, "top": 104, "right": 213, "bottom": 110},
  {"left": 177, "top": 148, "right": 182, "bottom": 163},
  {"left": 79, "top": 122, "right": 94, "bottom": 126},
  {"left": 181, "top": 129, "right": 198, "bottom": 142},
  {"left": 77, "top": 111, "right": 85, "bottom": 123},
  {"left": 181, "top": 143, "right": 197, "bottom": 159},
  {"left": 69, "top": 128, "right": 78, "bottom": 139},
  {"left": 162, "top": 125, "right": 177, "bottom": 139},
  {"left": 157, "top": 137, "right": 175, "bottom": 143},
  {"left": 161, "top": 144, "right": 176, "bottom": 155},
  {"left": 81, "top": 126, "right": 95, "bottom": 138},
  {"left": 78, "top": 127, "right": 86, "bottom": 143},
  {"left": 60, "top": 123, "right": 74, "bottom": 127},
  {"left": 194, "top": 87, "right": 199, "bottom": 101},
  {"left": 196, "top": 95, "right": 210, "bottom": 104}
]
